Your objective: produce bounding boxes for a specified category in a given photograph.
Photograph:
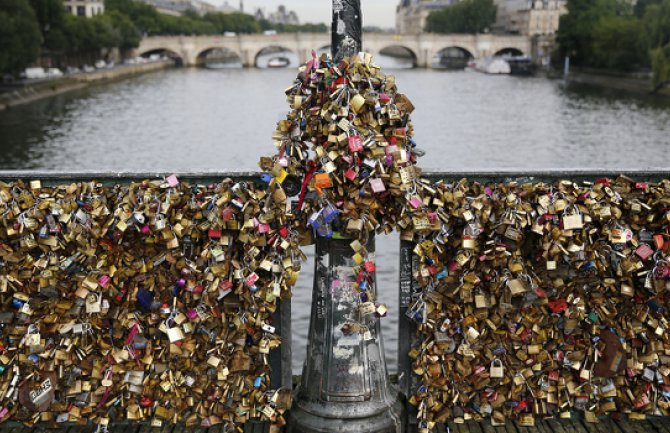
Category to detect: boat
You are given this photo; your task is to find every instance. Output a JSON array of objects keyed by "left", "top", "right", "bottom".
[
  {"left": 268, "top": 57, "right": 290, "bottom": 68},
  {"left": 505, "top": 56, "right": 537, "bottom": 76},
  {"left": 204, "top": 61, "right": 242, "bottom": 70},
  {"left": 474, "top": 57, "right": 511, "bottom": 74}
]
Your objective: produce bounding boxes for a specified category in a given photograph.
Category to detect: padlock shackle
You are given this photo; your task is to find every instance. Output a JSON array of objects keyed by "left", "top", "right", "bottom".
[{"left": 332, "top": 0, "right": 362, "bottom": 62}]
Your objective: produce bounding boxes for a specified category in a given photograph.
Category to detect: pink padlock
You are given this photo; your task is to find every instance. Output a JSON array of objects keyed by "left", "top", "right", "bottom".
[
  {"left": 636, "top": 244, "right": 654, "bottom": 260},
  {"left": 246, "top": 272, "right": 259, "bottom": 287},
  {"left": 98, "top": 275, "right": 111, "bottom": 288},
  {"left": 409, "top": 196, "right": 422, "bottom": 209},
  {"left": 370, "top": 178, "right": 385, "bottom": 193},
  {"left": 258, "top": 223, "right": 270, "bottom": 234},
  {"left": 166, "top": 175, "right": 179, "bottom": 187},
  {"left": 348, "top": 136, "right": 363, "bottom": 153}
]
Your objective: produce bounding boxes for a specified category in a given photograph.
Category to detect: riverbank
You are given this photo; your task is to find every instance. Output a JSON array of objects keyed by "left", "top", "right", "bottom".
[
  {"left": 565, "top": 67, "right": 670, "bottom": 97},
  {"left": 0, "top": 59, "right": 174, "bottom": 111}
]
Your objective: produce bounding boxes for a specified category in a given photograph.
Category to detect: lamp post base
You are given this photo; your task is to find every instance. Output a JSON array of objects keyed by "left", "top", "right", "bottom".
[{"left": 287, "top": 397, "right": 406, "bottom": 433}]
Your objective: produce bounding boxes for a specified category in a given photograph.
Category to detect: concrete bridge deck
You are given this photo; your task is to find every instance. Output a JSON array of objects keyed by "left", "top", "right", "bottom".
[{"left": 134, "top": 32, "right": 532, "bottom": 67}]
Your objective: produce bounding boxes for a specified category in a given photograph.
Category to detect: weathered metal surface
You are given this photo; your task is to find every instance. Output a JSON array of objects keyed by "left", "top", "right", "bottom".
[
  {"left": 287, "top": 237, "right": 405, "bottom": 433},
  {"left": 331, "top": 0, "right": 362, "bottom": 62}
]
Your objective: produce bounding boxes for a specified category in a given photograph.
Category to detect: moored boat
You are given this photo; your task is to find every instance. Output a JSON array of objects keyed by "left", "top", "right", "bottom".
[
  {"left": 474, "top": 57, "right": 511, "bottom": 74},
  {"left": 268, "top": 57, "right": 290, "bottom": 68}
]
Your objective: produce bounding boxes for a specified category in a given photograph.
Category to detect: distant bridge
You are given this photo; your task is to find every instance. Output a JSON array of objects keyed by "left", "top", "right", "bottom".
[{"left": 134, "top": 32, "right": 532, "bottom": 68}]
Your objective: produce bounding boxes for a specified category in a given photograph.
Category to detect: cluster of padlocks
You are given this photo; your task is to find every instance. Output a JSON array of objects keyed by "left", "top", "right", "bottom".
[
  {"left": 1, "top": 51, "right": 669, "bottom": 432},
  {"left": 0, "top": 178, "right": 293, "bottom": 428},
  {"left": 406, "top": 177, "right": 670, "bottom": 430}
]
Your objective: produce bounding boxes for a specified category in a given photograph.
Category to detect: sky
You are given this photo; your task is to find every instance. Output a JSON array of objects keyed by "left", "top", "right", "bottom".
[{"left": 215, "top": 0, "right": 398, "bottom": 28}]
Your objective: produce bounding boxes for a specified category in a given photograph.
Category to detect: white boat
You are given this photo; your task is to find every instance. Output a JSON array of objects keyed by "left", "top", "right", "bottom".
[
  {"left": 268, "top": 57, "right": 290, "bottom": 68},
  {"left": 474, "top": 57, "right": 511, "bottom": 74}
]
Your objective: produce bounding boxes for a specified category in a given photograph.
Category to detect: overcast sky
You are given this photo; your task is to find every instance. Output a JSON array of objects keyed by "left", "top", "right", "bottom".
[{"left": 215, "top": 0, "right": 398, "bottom": 28}]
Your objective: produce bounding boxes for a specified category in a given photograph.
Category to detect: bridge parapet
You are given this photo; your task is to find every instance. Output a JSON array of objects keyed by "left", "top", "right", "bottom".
[{"left": 134, "top": 33, "right": 532, "bottom": 68}]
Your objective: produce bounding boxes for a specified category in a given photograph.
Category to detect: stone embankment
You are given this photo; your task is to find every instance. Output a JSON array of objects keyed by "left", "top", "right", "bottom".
[
  {"left": 0, "top": 59, "right": 173, "bottom": 111},
  {"left": 566, "top": 67, "right": 670, "bottom": 97}
]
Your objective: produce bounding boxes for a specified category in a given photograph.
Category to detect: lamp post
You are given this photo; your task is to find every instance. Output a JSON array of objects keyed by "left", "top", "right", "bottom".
[
  {"left": 286, "top": 4, "right": 406, "bottom": 432},
  {"left": 331, "top": 0, "right": 363, "bottom": 62}
]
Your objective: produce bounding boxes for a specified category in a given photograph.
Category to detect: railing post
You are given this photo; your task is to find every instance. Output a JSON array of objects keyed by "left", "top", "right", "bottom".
[{"left": 398, "top": 240, "right": 420, "bottom": 430}]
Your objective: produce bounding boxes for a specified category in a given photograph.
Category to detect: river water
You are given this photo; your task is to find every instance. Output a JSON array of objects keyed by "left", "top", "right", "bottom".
[{"left": 1, "top": 66, "right": 670, "bottom": 373}]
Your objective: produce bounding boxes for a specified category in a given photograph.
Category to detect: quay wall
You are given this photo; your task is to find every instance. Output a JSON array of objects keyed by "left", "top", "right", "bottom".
[
  {"left": 0, "top": 60, "right": 173, "bottom": 112},
  {"left": 566, "top": 67, "right": 670, "bottom": 97}
]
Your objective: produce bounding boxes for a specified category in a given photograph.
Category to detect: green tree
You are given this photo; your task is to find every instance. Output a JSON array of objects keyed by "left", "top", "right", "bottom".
[
  {"left": 650, "top": 45, "right": 670, "bottom": 86},
  {"left": 203, "top": 12, "right": 260, "bottom": 33},
  {"left": 107, "top": 10, "right": 141, "bottom": 49},
  {"left": 268, "top": 22, "right": 328, "bottom": 33},
  {"left": 28, "top": 0, "right": 69, "bottom": 51},
  {"left": 642, "top": 0, "right": 670, "bottom": 85},
  {"left": 634, "top": 0, "right": 662, "bottom": 17},
  {"left": 641, "top": 0, "right": 670, "bottom": 49},
  {"left": 0, "top": 0, "right": 41, "bottom": 75},
  {"left": 591, "top": 16, "right": 644, "bottom": 71},
  {"left": 425, "top": 0, "right": 497, "bottom": 34},
  {"left": 557, "top": 0, "right": 628, "bottom": 66},
  {"left": 106, "top": 0, "right": 162, "bottom": 34}
]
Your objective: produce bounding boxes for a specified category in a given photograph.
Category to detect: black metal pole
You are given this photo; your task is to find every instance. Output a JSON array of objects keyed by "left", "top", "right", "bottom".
[{"left": 332, "top": 0, "right": 362, "bottom": 62}]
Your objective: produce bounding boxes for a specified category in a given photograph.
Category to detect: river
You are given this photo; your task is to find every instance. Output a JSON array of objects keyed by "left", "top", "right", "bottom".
[{"left": 1, "top": 66, "right": 669, "bottom": 373}]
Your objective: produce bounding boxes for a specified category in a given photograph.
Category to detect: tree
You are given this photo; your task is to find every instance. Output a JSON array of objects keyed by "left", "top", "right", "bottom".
[
  {"left": 106, "top": 0, "right": 162, "bottom": 34},
  {"left": 634, "top": 0, "right": 662, "bottom": 17},
  {"left": 203, "top": 11, "right": 260, "bottom": 34},
  {"left": 641, "top": 0, "right": 670, "bottom": 49},
  {"left": 107, "top": 10, "right": 141, "bottom": 49},
  {"left": 643, "top": 0, "right": 670, "bottom": 85},
  {"left": 591, "top": 16, "right": 644, "bottom": 71},
  {"left": 650, "top": 45, "right": 670, "bottom": 86},
  {"left": 28, "top": 0, "right": 67, "bottom": 50},
  {"left": 425, "top": 0, "right": 496, "bottom": 34},
  {"left": 0, "top": 0, "right": 41, "bottom": 75},
  {"left": 557, "top": 0, "right": 629, "bottom": 66}
]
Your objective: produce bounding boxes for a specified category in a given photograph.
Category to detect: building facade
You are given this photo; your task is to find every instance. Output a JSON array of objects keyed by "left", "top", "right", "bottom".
[
  {"left": 138, "top": 0, "right": 217, "bottom": 17},
  {"left": 266, "top": 5, "right": 299, "bottom": 25},
  {"left": 218, "top": 0, "right": 243, "bottom": 13},
  {"left": 63, "top": 0, "right": 104, "bottom": 17},
  {"left": 396, "top": 0, "right": 458, "bottom": 34},
  {"left": 495, "top": 0, "right": 567, "bottom": 35}
]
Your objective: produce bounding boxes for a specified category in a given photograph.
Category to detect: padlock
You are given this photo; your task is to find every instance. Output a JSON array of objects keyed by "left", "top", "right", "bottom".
[{"left": 490, "top": 359, "right": 504, "bottom": 378}]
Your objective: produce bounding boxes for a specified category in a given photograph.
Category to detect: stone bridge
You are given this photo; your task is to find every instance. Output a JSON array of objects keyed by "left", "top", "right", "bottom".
[{"left": 134, "top": 32, "right": 532, "bottom": 67}]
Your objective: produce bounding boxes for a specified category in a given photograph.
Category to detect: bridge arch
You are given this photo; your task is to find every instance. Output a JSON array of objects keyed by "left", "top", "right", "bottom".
[
  {"left": 138, "top": 48, "right": 184, "bottom": 65},
  {"left": 432, "top": 46, "right": 474, "bottom": 69},
  {"left": 494, "top": 47, "right": 525, "bottom": 57},
  {"left": 196, "top": 47, "right": 243, "bottom": 68},
  {"left": 376, "top": 45, "right": 417, "bottom": 69},
  {"left": 254, "top": 46, "right": 298, "bottom": 69}
]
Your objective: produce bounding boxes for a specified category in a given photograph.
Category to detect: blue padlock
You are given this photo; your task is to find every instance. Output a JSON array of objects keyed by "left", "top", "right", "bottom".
[
  {"left": 136, "top": 289, "right": 154, "bottom": 311},
  {"left": 254, "top": 376, "right": 263, "bottom": 388},
  {"left": 316, "top": 223, "right": 333, "bottom": 238},
  {"left": 322, "top": 202, "right": 340, "bottom": 224},
  {"left": 260, "top": 173, "right": 273, "bottom": 184}
]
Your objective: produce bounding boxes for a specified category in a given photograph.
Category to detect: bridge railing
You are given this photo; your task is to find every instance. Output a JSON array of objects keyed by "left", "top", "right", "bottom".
[{"left": 2, "top": 169, "right": 670, "bottom": 433}]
